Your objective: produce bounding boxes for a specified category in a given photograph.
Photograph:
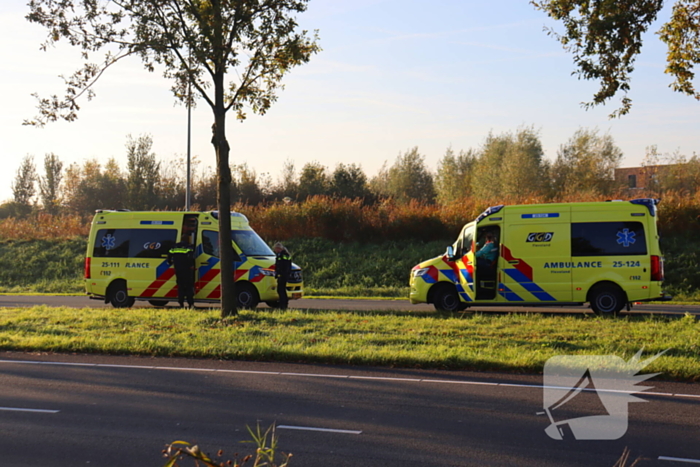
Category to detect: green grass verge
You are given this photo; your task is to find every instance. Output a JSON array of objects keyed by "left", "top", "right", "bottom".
[{"left": 1, "top": 306, "right": 698, "bottom": 381}]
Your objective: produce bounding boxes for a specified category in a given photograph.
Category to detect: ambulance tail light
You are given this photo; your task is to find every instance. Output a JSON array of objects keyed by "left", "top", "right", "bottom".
[
  {"left": 84, "top": 257, "right": 91, "bottom": 279},
  {"left": 651, "top": 255, "right": 664, "bottom": 281}
]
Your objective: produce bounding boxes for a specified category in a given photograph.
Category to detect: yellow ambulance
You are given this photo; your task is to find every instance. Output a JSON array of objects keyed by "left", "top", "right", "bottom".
[
  {"left": 85, "top": 210, "right": 303, "bottom": 308},
  {"left": 410, "top": 199, "right": 670, "bottom": 315}
]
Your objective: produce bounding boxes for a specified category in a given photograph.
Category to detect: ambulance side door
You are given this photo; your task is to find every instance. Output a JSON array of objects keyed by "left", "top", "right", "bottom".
[
  {"left": 455, "top": 224, "right": 477, "bottom": 303},
  {"left": 500, "top": 212, "right": 572, "bottom": 303},
  {"left": 195, "top": 230, "right": 223, "bottom": 299},
  {"left": 194, "top": 229, "right": 245, "bottom": 299}
]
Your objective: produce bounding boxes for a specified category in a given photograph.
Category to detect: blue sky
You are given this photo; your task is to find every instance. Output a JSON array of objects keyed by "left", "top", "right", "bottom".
[{"left": 1, "top": 0, "right": 698, "bottom": 203}]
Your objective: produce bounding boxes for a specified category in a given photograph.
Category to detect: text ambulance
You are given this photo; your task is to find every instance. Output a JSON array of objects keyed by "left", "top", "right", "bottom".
[
  {"left": 409, "top": 199, "right": 670, "bottom": 315},
  {"left": 85, "top": 210, "right": 303, "bottom": 308}
]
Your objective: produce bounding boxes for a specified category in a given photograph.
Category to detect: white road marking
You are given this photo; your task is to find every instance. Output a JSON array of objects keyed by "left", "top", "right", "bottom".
[
  {"left": 280, "top": 372, "right": 348, "bottom": 379},
  {"left": 0, "top": 407, "right": 59, "bottom": 414},
  {"left": 277, "top": 425, "right": 362, "bottom": 434},
  {"left": 659, "top": 456, "right": 700, "bottom": 464},
  {"left": 423, "top": 379, "right": 499, "bottom": 386},
  {"left": 674, "top": 394, "right": 700, "bottom": 399},
  {"left": 0, "top": 359, "right": 697, "bottom": 401},
  {"left": 349, "top": 376, "right": 422, "bottom": 382}
]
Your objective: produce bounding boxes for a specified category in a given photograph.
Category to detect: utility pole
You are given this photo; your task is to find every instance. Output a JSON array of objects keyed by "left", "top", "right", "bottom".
[
  {"left": 186, "top": 71, "right": 192, "bottom": 211},
  {"left": 185, "top": 77, "right": 192, "bottom": 211}
]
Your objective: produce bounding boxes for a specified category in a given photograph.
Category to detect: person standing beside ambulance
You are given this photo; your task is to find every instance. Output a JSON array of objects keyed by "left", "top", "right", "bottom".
[
  {"left": 273, "top": 242, "right": 292, "bottom": 309},
  {"left": 167, "top": 239, "right": 196, "bottom": 308}
]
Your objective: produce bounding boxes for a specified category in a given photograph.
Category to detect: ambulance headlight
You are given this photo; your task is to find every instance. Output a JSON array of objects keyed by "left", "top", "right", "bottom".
[
  {"left": 413, "top": 267, "right": 430, "bottom": 277},
  {"left": 260, "top": 269, "right": 275, "bottom": 277}
]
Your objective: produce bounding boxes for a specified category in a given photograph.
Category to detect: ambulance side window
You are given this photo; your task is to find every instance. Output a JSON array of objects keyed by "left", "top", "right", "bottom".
[
  {"left": 131, "top": 230, "right": 177, "bottom": 258},
  {"left": 93, "top": 229, "right": 130, "bottom": 258},
  {"left": 463, "top": 230, "right": 474, "bottom": 255},
  {"left": 202, "top": 231, "right": 219, "bottom": 258},
  {"left": 93, "top": 229, "right": 177, "bottom": 258},
  {"left": 571, "top": 222, "right": 647, "bottom": 256}
]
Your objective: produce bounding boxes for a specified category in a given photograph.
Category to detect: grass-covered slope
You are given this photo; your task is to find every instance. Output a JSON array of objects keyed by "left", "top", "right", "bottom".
[{"left": 0, "top": 236, "right": 698, "bottom": 300}]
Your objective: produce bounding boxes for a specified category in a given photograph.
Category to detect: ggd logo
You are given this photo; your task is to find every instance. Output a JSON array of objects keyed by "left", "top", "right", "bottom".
[{"left": 527, "top": 232, "right": 554, "bottom": 243}]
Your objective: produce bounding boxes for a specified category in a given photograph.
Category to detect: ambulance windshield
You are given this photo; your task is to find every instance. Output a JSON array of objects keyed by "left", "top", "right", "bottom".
[{"left": 231, "top": 230, "right": 274, "bottom": 256}]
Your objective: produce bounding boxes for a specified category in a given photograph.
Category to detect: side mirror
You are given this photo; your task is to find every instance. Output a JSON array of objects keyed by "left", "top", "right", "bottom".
[{"left": 445, "top": 245, "right": 455, "bottom": 260}]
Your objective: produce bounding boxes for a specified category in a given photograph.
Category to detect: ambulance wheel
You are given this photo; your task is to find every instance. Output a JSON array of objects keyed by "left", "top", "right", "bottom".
[
  {"left": 432, "top": 284, "right": 462, "bottom": 312},
  {"left": 109, "top": 281, "right": 135, "bottom": 308},
  {"left": 235, "top": 283, "right": 259, "bottom": 309},
  {"left": 589, "top": 284, "right": 625, "bottom": 317},
  {"left": 148, "top": 300, "right": 169, "bottom": 307}
]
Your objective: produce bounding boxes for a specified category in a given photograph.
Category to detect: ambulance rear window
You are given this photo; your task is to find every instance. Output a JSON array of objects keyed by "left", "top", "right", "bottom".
[
  {"left": 93, "top": 229, "right": 178, "bottom": 258},
  {"left": 571, "top": 222, "right": 647, "bottom": 256}
]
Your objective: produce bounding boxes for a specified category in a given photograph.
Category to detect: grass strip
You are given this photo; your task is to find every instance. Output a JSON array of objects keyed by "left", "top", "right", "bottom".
[{"left": 0, "top": 306, "right": 698, "bottom": 381}]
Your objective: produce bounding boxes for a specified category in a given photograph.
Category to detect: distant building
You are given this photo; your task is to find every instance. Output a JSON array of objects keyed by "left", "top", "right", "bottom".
[{"left": 614, "top": 165, "right": 674, "bottom": 191}]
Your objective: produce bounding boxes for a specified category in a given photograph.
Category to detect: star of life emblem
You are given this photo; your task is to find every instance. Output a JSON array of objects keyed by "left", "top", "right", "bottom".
[
  {"left": 616, "top": 228, "right": 636, "bottom": 248},
  {"left": 101, "top": 234, "right": 116, "bottom": 250}
]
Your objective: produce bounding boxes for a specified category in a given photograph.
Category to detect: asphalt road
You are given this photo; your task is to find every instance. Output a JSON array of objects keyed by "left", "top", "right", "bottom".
[
  {"left": 0, "top": 353, "right": 699, "bottom": 467},
  {"left": 1, "top": 294, "right": 700, "bottom": 316},
  {"left": 1, "top": 296, "right": 698, "bottom": 465}
]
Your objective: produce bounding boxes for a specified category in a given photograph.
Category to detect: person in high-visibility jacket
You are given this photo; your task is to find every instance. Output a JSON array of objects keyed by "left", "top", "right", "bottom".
[
  {"left": 167, "top": 241, "right": 195, "bottom": 308},
  {"left": 273, "top": 242, "right": 292, "bottom": 309}
]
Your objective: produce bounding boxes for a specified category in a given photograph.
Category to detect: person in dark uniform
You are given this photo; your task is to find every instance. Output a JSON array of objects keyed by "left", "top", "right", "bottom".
[
  {"left": 273, "top": 242, "right": 292, "bottom": 309},
  {"left": 167, "top": 240, "right": 195, "bottom": 308}
]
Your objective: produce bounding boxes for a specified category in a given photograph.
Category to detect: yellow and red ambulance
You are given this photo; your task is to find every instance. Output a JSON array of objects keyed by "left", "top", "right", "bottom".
[
  {"left": 410, "top": 199, "right": 670, "bottom": 315},
  {"left": 85, "top": 210, "right": 303, "bottom": 308}
]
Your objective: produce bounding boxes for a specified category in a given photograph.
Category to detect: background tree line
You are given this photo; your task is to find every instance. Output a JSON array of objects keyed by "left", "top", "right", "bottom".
[{"left": 4, "top": 127, "right": 699, "bottom": 219}]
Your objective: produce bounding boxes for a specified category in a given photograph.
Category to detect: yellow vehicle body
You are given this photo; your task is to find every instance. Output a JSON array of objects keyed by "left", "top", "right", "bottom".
[
  {"left": 410, "top": 199, "right": 670, "bottom": 315},
  {"left": 85, "top": 210, "right": 303, "bottom": 308}
]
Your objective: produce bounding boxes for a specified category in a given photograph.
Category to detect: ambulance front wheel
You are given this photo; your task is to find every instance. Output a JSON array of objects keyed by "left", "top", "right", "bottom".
[
  {"left": 589, "top": 284, "right": 626, "bottom": 316},
  {"left": 432, "top": 284, "right": 464, "bottom": 312},
  {"left": 108, "top": 280, "right": 135, "bottom": 308},
  {"left": 235, "top": 283, "right": 259, "bottom": 309}
]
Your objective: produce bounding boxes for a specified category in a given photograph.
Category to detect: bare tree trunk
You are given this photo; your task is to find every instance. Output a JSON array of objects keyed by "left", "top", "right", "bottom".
[
  {"left": 212, "top": 0, "right": 236, "bottom": 318},
  {"left": 213, "top": 119, "right": 237, "bottom": 318}
]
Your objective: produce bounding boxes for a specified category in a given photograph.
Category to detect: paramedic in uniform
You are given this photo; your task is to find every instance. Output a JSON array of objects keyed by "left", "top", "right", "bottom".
[
  {"left": 476, "top": 232, "right": 498, "bottom": 277},
  {"left": 167, "top": 240, "right": 196, "bottom": 308},
  {"left": 273, "top": 242, "right": 292, "bottom": 309}
]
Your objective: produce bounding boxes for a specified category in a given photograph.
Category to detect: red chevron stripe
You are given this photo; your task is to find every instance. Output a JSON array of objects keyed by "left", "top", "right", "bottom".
[
  {"left": 203, "top": 269, "right": 247, "bottom": 300},
  {"left": 165, "top": 285, "right": 179, "bottom": 298},
  {"left": 196, "top": 268, "right": 221, "bottom": 292},
  {"left": 207, "top": 285, "right": 221, "bottom": 299},
  {"left": 501, "top": 244, "right": 533, "bottom": 281},
  {"left": 140, "top": 268, "right": 176, "bottom": 298}
]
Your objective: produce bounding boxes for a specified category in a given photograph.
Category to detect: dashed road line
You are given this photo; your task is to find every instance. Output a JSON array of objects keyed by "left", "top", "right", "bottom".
[
  {"left": 277, "top": 425, "right": 362, "bottom": 434},
  {"left": 658, "top": 456, "right": 700, "bottom": 464},
  {"left": 0, "top": 407, "right": 59, "bottom": 414}
]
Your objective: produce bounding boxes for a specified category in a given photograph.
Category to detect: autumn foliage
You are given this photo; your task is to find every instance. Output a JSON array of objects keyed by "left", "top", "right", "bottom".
[{"left": 1, "top": 191, "right": 697, "bottom": 243}]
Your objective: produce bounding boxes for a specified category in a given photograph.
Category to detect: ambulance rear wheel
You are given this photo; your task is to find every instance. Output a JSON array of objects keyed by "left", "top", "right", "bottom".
[
  {"left": 432, "top": 284, "right": 462, "bottom": 312},
  {"left": 148, "top": 300, "right": 169, "bottom": 307},
  {"left": 589, "top": 285, "right": 625, "bottom": 317},
  {"left": 109, "top": 281, "right": 135, "bottom": 308},
  {"left": 235, "top": 283, "right": 259, "bottom": 309}
]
